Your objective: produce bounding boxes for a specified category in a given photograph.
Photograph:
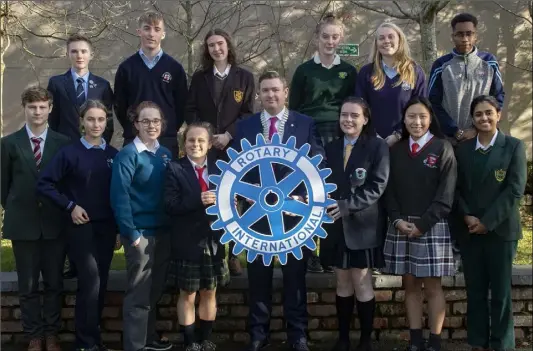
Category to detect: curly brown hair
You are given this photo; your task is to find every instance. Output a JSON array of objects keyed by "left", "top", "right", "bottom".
[{"left": 200, "top": 28, "right": 237, "bottom": 70}]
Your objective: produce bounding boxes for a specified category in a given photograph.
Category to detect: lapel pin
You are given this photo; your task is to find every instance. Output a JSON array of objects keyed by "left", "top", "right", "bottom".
[{"left": 291, "top": 124, "right": 294, "bottom": 127}]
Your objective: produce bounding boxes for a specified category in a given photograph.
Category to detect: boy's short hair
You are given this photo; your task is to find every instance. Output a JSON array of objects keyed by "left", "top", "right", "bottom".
[
  {"left": 451, "top": 13, "right": 478, "bottom": 30},
  {"left": 21, "top": 86, "right": 53, "bottom": 107},
  {"left": 138, "top": 11, "right": 164, "bottom": 27},
  {"left": 66, "top": 33, "right": 93, "bottom": 50},
  {"left": 258, "top": 70, "right": 287, "bottom": 88}
]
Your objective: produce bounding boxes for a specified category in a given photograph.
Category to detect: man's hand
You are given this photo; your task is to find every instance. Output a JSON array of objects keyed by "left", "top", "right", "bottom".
[
  {"left": 201, "top": 191, "right": 216, "bottom": 206},
  {"left": 464, "top": 215, "right": 480, "bottom": 228},
  {"left": 469, "top": 221, "right": 488, "bottom": 234},
  {"left": 131, "top": 237, "right": 141, "bottom": 247},
  {"left": 71, "top": 205, "right": 90, "bottom": 225},
  {"left": 385, "top": 134, "right": 400, "bottom": 147},
  {"left": 115, "top": 234, "right": 122, "bottom": 250},
  {"left": 213, "top": 133, "right": 231, "bottom": 150},
  {"left": 462, "top": 128, "right": 477, "bottom": 141}
]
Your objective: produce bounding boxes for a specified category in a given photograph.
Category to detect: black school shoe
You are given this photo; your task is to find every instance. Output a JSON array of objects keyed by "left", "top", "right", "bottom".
[{"left": 144, "top": 339, "right": 173, "bottom": 351}]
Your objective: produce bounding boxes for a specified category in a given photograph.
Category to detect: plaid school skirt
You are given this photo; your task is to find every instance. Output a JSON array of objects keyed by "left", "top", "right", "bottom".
[
  {"left": 382, "top": 216, "right": 454, "bottom": 278},
  {"left": 316, "top": 121, "right": 340, "bottom": 146},
  {"left": 166, "top": 254, "right": 230, "bottom": 293}
]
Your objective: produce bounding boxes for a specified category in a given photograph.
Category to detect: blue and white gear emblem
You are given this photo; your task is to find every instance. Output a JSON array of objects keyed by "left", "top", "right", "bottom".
[{"left": 206, "top": 133, "right": 337, "bottom": 266}]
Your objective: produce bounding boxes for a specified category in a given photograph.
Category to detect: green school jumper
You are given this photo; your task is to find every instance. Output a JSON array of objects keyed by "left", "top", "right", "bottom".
[{"left": 454, "top": 132, "right": 527, "bottom": 350}]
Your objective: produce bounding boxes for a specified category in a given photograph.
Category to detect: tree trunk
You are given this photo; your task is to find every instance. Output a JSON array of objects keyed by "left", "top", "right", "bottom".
[
  {"left": 184, "top": 0, "right": 194, "bottom": 77},
  {"left": 418, "top": 9, "right": 438, "bottom": 75},
  {"left": 0, "top": 1, "right": 9, "bottom": 137}
]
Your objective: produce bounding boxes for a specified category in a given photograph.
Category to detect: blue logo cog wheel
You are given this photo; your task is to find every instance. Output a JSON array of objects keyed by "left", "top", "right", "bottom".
[{"left": 206, "top": 133, "right": 337, "bottom": 266}]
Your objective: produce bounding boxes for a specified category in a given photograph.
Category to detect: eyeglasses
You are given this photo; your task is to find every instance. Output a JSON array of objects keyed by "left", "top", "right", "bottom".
[
  {"left": 453, "top": 31, "right": 476, "bottom": 38},
  {"left": 137, "top": 119, "right": 162, "bottom": 127}
]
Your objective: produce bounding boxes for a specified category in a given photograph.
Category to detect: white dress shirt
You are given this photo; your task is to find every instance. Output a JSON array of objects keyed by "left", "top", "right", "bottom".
[
  {"left": 263, "top": 107, "right": 287, "bottom": 132},
  {"left": 26, "top": 124, "right": 48, "bottom": 154},
  {"left": 475, "top": 130, "right": 498, "bottom": 151},
  {"left": 133, "top": 136, "right": 160, "bottom": 154},
  {"left": 188, "top": 156, "right": 209, "bottom": 186},
  {"left": 409, "top": 131, "right": 434, "bottom": 151}
]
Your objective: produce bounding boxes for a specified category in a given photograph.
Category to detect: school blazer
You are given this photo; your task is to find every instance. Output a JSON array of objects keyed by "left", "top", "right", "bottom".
[
  {"left": 47, "top": 70, "right": 114, "bottom": 143},
  {"left": 1, "top": 127, "right": 70, "bottom": 240},
  {"left": 164, "top": 156, "right": 225, "bottom": 262},
  {"left": 185, "top": 66, "right": 255, "bottom": 138},
  {"left": 454, "top": 131, "right": 527, "bottom": 241},
  {"left": 328, "top": 135, "right": 390, "bottom": 250}
]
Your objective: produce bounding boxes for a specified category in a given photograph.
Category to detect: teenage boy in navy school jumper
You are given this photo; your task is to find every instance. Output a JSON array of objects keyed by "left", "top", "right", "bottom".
[
  {"left": 113, "top": 12, "right": 187, "bottom": 351},
  {"left": 47, "top": 33, "right": 114, "bottom": 279},
  {"left": 114, "top": 11, "right": 187, "bottom": 158},
  {"left": 37, "top": 100, "right": 119, "bottom": 351},
  {"left": 1, "top": 87, "right": 70, "bottom": 351}
]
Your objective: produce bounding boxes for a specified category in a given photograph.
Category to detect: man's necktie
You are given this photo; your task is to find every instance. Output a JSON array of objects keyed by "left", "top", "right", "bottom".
[
  {"left": 344, "top": 143, "right": 353, "bottom": 170},
  {"left": 76, "top": 77, "right": 86, "bottom": 107},
  {"left": 411, "top": 142, "right": 420, "bottom": 154},
  {"left": 268, "top": 116, "right": 279, "bottom": 140},
  {"left": 195, "top": 166, "right": 209, "bottom": 192},
  {"left": 31, "top": 137, "right": 42, "bottom": 170}
]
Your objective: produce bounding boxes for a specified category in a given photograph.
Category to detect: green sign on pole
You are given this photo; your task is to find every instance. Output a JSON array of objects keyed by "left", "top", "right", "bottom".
[{"left": 337, "top": 43, "right": 359, "bottom": 57}]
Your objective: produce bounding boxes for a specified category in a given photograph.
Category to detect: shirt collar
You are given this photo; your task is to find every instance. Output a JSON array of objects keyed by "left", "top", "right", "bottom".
[
  {"left": 344, "top": 136, "right": 358, "bottom": 147},
  {"left": 25, "top": 124, "right": 48, "bottom": 141},
  {"left": 139, "top": 48, "right": 164, "bottom": 62},
  {"left": 213, "top": 64, "right": 231, "bottom": 77},
  {"left": 71, "top": 68, "right": 90, "bottom": 82},
  {"left": 188, "top": 156, "right": 207, "bottom": 169},
  {"left": 475, "top": 130, "right": 498, "bottom": 151},
  {"left": 313, "top": 52, "right": 341, "bottom": 68},
  {"left": 80, "top": 137, "right": 106, "bottom": 150},
  {"left": 452, "top": 46, "right": 477, "bottom": 57},
  {"left": 133, "top": 136, "right": 160, "bottom": 154},
  {"left": 264, "top": 107, "right": 287, "bottom": 121},
  {"left": 409, "top": 131, "right": 434, "bottom": 149}
]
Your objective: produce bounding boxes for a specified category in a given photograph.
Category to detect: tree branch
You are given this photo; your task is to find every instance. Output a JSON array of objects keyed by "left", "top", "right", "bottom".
[
  {"left": 499, "top": 59, "right": 533, "bottom": 72},
  {"left": 351, "top": 1, "right": 412, "bottom": 20},
  {"left": 492, "top": 1, "right": 532, "bottom": 25}
]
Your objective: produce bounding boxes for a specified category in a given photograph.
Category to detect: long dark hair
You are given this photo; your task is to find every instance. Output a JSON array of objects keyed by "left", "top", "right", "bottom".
[
  {"left": 338, "top": 96, "right": 377, "bottom": 138},
  {"left": 400, "top": 96, "right": 445, "bottom": 140},
  {"left": 201, "top": 28, "right": 237, "bottom": 70},
  {"left": 470, "top": 95, "right": 501, "bottom": 118}
]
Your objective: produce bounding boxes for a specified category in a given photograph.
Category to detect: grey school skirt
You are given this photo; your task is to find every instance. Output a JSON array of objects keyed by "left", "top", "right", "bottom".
[{"left": 382, "top": 216, "right": 454, "bottom": 277}]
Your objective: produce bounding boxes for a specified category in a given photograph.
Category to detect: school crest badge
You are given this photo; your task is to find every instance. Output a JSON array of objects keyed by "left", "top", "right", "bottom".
[
  {"left": 495, "top": 169, "right": 506, "bottom": 182},
  {"left": 423, "top": 154, "right": 439, "bottom": 168},
  {"left": 107, "top": 158, "right": 113, "bottom": 168},
  {"left": 162, "top": 72, "right": 172, "bottom": 83},
  {"left": 401, "top": 81, "right": 411, "bottom": 91},
  {"left": 338, "top": 72, "right": 347, "bottom": 79},
  {"left": 161, "top": 154, "right": 171, "bottom": 166},
  {"left": 354, "top": 168, "right": 367, "bottom": 180},
  {"left": 234, "top": 90, "right": 243, "bottom": 103}
]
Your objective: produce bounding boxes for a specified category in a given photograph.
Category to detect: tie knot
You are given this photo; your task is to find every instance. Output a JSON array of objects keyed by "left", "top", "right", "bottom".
[
  {"left": 270, "top": 116, "right": 278, "bottom": 124},
  {"left": 76, "top": 77, "right": 84, "bottom": 84},
  {"left": 195, "top": 166, "right": 205, "bottom": 173},
  {"left": 31, "top": 137, "right": 42, "bottom": 145},
  {"left": 411, "top": 142, "right": 420, "bottom": 153}
]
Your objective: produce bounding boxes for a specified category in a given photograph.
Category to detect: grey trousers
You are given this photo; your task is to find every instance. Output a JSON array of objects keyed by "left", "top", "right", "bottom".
[
  {"left": 146, "top": 232, "right": 172, "bottom": 344},
  {"left": 122, "top": 235, "right": 156, "bottom": 351},
  {"left": 12, "top": 238, "right": 65, "bottom": 338}
]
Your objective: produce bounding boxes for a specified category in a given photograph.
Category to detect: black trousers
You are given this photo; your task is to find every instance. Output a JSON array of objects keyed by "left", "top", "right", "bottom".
[
  {"left": 12, "top": 237, "right": 65, "bottom": 338},
  {"left": 124, "top": 136, "right": 179, "bottom": 159},
  {"left": 247, "top": 254, "right": 308, "bottom": 344},
  {"left": 66, "top": 221, "right": 116, "bottom": 348}
]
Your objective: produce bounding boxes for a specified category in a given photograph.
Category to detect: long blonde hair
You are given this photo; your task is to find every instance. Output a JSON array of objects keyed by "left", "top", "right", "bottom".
[{"left": 369, "top": 22, "right": 416, "bottom": 90}]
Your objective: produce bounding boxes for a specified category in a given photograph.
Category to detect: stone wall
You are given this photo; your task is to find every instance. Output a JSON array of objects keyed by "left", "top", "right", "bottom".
[{"left": 1, "top": 267, "right": 532, "bottom": 345}]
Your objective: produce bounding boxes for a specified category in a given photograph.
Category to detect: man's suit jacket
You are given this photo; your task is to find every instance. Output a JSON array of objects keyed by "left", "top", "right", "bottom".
[
  {"left": 164, "top": 156, "right": 225, "bottom": 262},
  {"left": 326, "top": 135, "right": 390, "bottom": 251},
  {"left": 185, "top": 65, "right": 255, "bottom": 138},
  {"left": 1, "top": 127, "right": 70, "bottom": 240},
  {"left": 454, "top": 131, "right": 527, "bottom": 241},
  {"left": 47, "top": 70, "right": 114, "bottom": 143}
]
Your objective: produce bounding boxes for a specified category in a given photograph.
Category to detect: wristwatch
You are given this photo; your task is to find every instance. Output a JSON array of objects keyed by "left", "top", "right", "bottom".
[{"left": 455, "top": 129, "right": 464, "bottom": 141}]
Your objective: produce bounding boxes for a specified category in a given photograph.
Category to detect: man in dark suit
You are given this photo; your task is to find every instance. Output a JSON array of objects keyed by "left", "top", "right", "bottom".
[
  {"left": 47, "top": 33, "right": 114, "bottom": 143},
  {"left": 232, "top": 71, "right": 325, "bottom": 351},
  {"left": 1, "top": 87, "right": 70, "bottom": 351},
  {"left": 46, "top": 33, "right": 114, "bottom": 279}
]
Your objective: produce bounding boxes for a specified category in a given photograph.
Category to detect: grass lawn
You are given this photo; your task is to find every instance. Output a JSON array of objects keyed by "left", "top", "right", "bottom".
[{"left": 1, "top": 229, "right": 532, "bottom": 272}]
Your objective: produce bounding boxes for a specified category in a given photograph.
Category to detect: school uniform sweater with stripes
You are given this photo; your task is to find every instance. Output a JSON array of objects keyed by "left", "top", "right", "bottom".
[
  {"left": 110, "top": 142, "right": 171, "bottom": 241},
  {"left": 114, "top": 52, "right": 188, "bottom": 140},
  {"left": 355, "top": 63, "right": 427, "bottom": 138},
  {"left": 428, "top": 47, "right": 505, "bottom": 137},
  {"left": 288, "top": 58, "right": 357, "bottom": 123},
  {"left": 385, "top": 137, "right": 457, "bottom": 234},
  {"left": 37, "top": 139, "right": 118, "bottom": 222}
]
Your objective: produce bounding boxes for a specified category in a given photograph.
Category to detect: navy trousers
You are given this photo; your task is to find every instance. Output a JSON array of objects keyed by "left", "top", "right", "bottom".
[{"left": 67, "top": 220, "right": 116, "bottom": 348}]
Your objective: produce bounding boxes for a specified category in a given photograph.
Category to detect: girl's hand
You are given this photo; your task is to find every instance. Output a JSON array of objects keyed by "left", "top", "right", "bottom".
[
  {"left": 396, "top": 220, "right": 414, "bottom": 235},
  {"left": 326, "top": 202, "right": 341, "bottom": 221},
  {"left": 407, "top": 226, "right": 423, "bottom": 238},
  {"left": 201, "top": 191, "right": 216, "bottom": 206},
  {"left": 71, "top": 205, "right": 90, "bottom": 225}
]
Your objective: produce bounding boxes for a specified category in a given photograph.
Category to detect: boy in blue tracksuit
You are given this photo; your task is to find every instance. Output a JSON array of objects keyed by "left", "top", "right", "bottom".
[{"left": 428, "top": 12, "right": 505, "bottom": 144}]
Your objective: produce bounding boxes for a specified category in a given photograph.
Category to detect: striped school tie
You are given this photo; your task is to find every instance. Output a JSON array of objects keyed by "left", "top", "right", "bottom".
[
  {"left": 76, "top": 77, "right": 86, "bottom": 107},
  {"left": 31, "top": 137, "right": 42, "bottom": 170}
]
